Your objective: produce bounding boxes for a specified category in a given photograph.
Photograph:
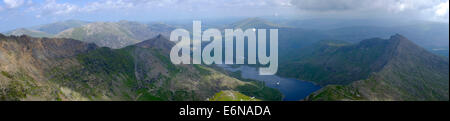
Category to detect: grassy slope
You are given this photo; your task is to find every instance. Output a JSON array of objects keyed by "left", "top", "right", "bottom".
[
  {"left": 223, "top": 70, "right": 283, "bottom": 101},
  {"left": 306, "top": 85, "right": 363, "bottom": 101},
  {"left": 38, "top": 43, "right": 282, "bottom": 101},
  {"left": 209, "top": 90, "right": 261, "bottom": 101},
  {"left": 306, "top": 35, "right": 449, "bottom": 101},
  {"left": 278, "top": 38, "right": 389, "bottom": 85}
]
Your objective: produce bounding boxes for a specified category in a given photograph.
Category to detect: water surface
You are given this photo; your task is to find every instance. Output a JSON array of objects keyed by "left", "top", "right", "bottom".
[{"left": 218, "top": 65, "right": 321, "bottom": 101}]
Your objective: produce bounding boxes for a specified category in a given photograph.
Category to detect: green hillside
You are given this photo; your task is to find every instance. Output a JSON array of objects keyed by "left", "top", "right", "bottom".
[
  {"left": 301, "top": 34, "right": 449, "bottom": 101},
  {"left": 0, "top": 34, "right": 281, "bottom": 101},
  {"left": 209, "top": 90, "right": 261, "bottom": 101},
  {"left": 56, "top": 21, "right": 175, "bottom": 49}
]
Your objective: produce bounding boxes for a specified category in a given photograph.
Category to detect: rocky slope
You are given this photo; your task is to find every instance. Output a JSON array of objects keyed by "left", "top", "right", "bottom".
[
  {"left": 56, "top": 21, "right": 175, "bottom": 49},
  {"left": 0, "top": 34, "right": 281, "bottom": 101},
  {"left": 303, "top": 34, "right": 449, "bottom": 101}
]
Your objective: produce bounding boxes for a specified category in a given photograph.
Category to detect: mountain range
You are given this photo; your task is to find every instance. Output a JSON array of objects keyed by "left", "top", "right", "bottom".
[
  {"left": 4, "top": 20, "right": 90, "bottom": 38},
  {"left": 0, "top": 18, "right": 448, "bottom": 101},
  {"left": 4, "top": 28, "right": 54, "bottom": 38},
  {"left": 280, "top": 34, "right": 449, "bottom": 101},
  {"left": 56, "top": 21, "right": 176, "bottom": 49},
  {"left": 3, "top": 18, "right": 448, "bottom": 56},
  {"left": 0, "top": 34, "right": 281, "bottom": 101},
  {"left": 3, "top": 20, "right": 176, "bottom": 49}
]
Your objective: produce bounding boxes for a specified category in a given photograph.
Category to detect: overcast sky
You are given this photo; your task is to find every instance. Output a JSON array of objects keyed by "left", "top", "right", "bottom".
[{"left": 0, "top": 0, "right": 448, "bottom": 32}]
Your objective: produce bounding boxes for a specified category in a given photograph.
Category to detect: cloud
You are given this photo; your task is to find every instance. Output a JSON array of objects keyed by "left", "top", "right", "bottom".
[
  {"left": 27, "top": 0, "right": 294, "bottom": 17},
  {"left": 290, "top": 0, "right": 448, "bottom": 12},
  {"left": 78, "top": 0, "right": 293, "bottom": 10},
  {"left": 81, "top": 0, "right": 134, "bottom": 12},
  {"left": 290, "top": 0, "right": 449, "bottom": 22},
  {"left": 23, "top": 0, "right": 78, "bottom": 19},
  {"left": 435, "top": 1, "right": 449, "bottom": 16},
  {"left": 431, "top": 0, "right": 449, "bottom": 21},
  {"left": 3, "top": 0, "right": 25, "bottom": 8},
  {"left": 290, "top": 0, "right": 367, "bottom": 11},
  {"left": 4, "top": 0, "right": 448, "bottom": 23},
  {"left": 39, "top": 0, "right": 78, "bottom": 15}
]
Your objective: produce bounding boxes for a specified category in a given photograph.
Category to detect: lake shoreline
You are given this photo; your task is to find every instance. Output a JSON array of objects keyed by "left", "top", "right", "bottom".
[{"left": 217, "top": 65, "right": 322, "bottom": 101}]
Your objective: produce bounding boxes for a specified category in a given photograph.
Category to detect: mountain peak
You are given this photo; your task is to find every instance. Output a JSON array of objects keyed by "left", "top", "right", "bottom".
[
  {"left": 357, "top": 34, "right": 412, "bottom": 49},
  {"left": 156, "top": 34, "right": 164, "bottom": 39},
  {"left": 135, "top": 35, "right": 174, "bottom": 53},
  {"left": 388, "top": 34, "right": 425, "bottom": 52},
  {"left": 390, "top": 33, "right": 407, "bottom": 40}
]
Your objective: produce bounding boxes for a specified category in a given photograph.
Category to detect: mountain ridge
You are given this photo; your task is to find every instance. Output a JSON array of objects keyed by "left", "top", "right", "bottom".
[
  {"left": 0, "top": 34, "right": 281, "bottom": 101},
  {"left": 303, "top": 34, "right": 449, "bottom": 101},
  {"left": 56, "top": 21, "right": 175, "bottom": 49},
  {"left": 4, "top": 28, "right": 54, "bottom": 38}
]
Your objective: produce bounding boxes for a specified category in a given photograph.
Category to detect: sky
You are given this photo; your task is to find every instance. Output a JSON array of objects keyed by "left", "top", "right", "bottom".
[{"left": 0, "top": 0, "right": 449, "bottom": 32}]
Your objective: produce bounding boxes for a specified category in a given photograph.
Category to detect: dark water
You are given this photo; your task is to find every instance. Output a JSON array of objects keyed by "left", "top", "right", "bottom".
[{"left": 218, "top": 65, "right": 321, "bottom": 101}]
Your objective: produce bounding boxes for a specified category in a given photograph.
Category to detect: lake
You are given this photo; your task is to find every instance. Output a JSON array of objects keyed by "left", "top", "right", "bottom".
[{"left": 218, "top": 65, "right": 322, "bottom": 101}]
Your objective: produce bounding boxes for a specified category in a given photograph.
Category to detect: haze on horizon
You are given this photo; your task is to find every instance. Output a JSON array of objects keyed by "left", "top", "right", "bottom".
[{"left": 0, "top": 0, "right": 449, "bottom": 32}]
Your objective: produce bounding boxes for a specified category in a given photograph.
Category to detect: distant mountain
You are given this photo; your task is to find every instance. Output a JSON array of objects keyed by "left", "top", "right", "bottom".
[
  {"left": 228, "top": 17, "right": 289, "bottom": 30},
  {"left": 326, "top": 22, "right": 449, "bottom": 48},
  {"left": 0, "top": 34, "right": 281, "bottom": 101},
  {"left": 32, "top": 20, "right": 90, "bottom": 34},
  {"left": 56, "top": 21, "right": 175, "bottom": 49},
  {"left": 4, "top": 28, "right": 53, "bottom": 38},
  {"left": 277, "top": 28, "right": 330, "bottom": 59},
  {"left": 135, "top": 35, "right": 174, "bottom": 53},
  {"left": 278, "top": 19, "right": 449, "bottom": 56},
  {"left": 283, "top": 18, "right": 412, "bottom": 30},
  {"left": 395, "top": 23, "right": 449, "bottom": 56},
  {"left": 56, "top": 22, "right": 141, "bottom": 49},
  {"left": 2, "top": 20, "right": 89, "bottom": 38},
  {"left": 285, "top": 34, "right": 449, "bottom": 101}
]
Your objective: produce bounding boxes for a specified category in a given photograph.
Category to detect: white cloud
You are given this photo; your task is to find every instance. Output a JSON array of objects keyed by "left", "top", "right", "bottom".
[
  {"left": 25, "top": 0, "right": 294, "bottom": 16},
  {"left": 10, "top": 0, "right": 448, "bottom": 22},
  {"left": 430, "top": 0, "right": 449, "bottom": 22},
  {"left": 435, "top": 1, "right": 449, "bottom": 16},
  {"left": 290, "top": 0, "right": 447, "bottom": 12},
  {"left": 27, "top": 0, "right": 79, "bottom": 17},
  {"left": 3, "top": 0, "right": 25, "bottom": 8},
  {"left": 81, "top": 0, "right": 134, "bottom": 12},
  {"left": 289, "top": 0, "right": 449, "bottom": 22},
  {"left": 291, "top": 0, "right": 364, "bottom": 11}
]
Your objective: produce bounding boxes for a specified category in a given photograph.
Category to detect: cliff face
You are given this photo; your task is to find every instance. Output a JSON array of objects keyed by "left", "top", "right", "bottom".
[
  {"left": 305, "top": 34, "right": 449, "bottom": 101},
  {"left": 0, "top": 34, "right": 97, "bottom": 100},
  {"left": 0, "top": 34, "right": 279, "bottom": 101},
  {"left": 352, "top": 35, "right": 449, "bottom": 100}
]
